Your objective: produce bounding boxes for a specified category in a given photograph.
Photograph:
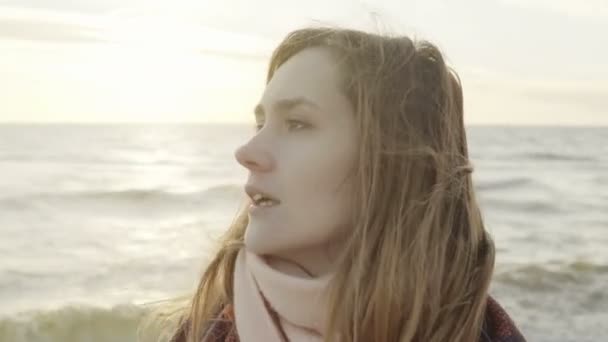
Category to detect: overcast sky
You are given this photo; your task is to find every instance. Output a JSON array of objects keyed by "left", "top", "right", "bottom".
[{"left": 0, "top": 0, "right": 606, "bottom": 125}]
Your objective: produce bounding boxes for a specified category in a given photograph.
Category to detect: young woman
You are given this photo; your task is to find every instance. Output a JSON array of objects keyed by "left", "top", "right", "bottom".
[{"left": 167, "top": 27, "right": 526, "bottom": 342}]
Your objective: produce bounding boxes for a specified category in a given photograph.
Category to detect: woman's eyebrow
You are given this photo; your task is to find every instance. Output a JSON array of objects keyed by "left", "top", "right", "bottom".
[{"left": 254, "top": 97, "right": 321, "bottom": 119}]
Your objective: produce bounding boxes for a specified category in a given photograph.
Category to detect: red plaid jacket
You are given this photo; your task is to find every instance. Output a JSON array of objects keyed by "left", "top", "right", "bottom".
[{"left": 171, "top": 296, "right": 526, "bottom": 342}]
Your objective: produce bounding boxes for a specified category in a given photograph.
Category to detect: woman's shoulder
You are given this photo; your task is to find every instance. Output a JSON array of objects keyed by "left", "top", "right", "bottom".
[
  {"left": 201, "top": 304, "right": 239, "bottom": 342},
  {"left": 170, "top": 304, "right": 238, "bottom": 342},
  {"left": 176, "top": 297, "right": 525, "bottom": 342},
  {"left": 481, "top": 296, "right": 527, "bottom": 342}
]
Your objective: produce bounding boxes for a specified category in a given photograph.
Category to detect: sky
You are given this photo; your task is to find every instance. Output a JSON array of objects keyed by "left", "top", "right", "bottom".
[{"left": 0, "top": 0, "right": 606, "bottom": 125}]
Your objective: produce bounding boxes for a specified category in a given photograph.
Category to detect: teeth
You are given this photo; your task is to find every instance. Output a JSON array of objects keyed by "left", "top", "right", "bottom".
[
  {"left": 260, "top": 200, "right": 275, "bottom": 207},
  {"left": 250, "top": 192, "right": 279, "bottom": 206}
]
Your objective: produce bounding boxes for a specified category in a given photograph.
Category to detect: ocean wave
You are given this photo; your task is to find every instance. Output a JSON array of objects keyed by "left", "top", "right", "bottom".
[
  {"left": 0, "top": 153, "right": 197, "bottom": 167},
  {"left": 0, "top": 304, "right": 148, "bottom": 342},
  {"left": 0, "top": 184, "right": 244, "bottom": 211},
  {"left": 476, "top": 177, "right": 533, "bottom": 191},
  {"left": 494, "top": 262, "right": 608, "bottom": 291},
  {"left": 480, "top": 197, "right": 562, "bottom": 214},
  {"left": 517, "top": 152, "right": 597, "bottom": 162}
]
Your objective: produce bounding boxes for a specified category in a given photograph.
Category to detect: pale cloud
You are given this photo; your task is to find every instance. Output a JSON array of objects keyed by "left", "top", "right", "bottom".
[
  {"left": 0, "top": 0, "right": 130, "bottom": 14},
  {"left": 0, "top": 6, "right": 106, "bottom": 43},
  {"left": 0, "top": 0, "right": 606, "bottom": 125},
  {"left": 499, "top": 0, "right": 608, "bottom": 18},
  {"left": 0, "top": 18, "right": 104, "bottom": 43},
  {"left": 461, "top": 67, "right": 608, "bottom": 125},
  {"left": 0, "top": 3, "right": 276, "bottom": 123},
  {"left": 0, "top": 6, "right": 104, "bottom": 28},
  {"left": 0, "top": 4, "right": 277, "bottom": 57}
]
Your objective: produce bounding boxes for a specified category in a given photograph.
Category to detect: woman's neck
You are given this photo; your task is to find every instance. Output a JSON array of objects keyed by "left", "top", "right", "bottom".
[{"left": 263, "top": 239, "right": 345, "bottom": 278}]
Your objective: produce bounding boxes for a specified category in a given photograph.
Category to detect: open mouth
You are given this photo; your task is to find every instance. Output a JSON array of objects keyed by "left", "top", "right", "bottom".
[
  {"left": 245, "top": 185, "right": 281, "bottom": 209},
  {"left": 251, "top": 193, "right": 280, "bottom": 207}
]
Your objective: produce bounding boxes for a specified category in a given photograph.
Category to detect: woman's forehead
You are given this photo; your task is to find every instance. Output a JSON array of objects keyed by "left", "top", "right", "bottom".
[{"left": 259, "top": 47, "right": 346, "bottom": 114}]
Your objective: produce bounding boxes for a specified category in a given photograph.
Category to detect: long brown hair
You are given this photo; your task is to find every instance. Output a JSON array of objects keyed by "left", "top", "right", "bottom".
[{"left": 142, "top": 27, "right": 495, "bottom": 342}]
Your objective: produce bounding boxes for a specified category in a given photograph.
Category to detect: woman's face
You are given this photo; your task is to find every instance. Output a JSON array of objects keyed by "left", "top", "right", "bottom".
[{"left": 234, "top": 47, "right": 358, "bottom": 257}]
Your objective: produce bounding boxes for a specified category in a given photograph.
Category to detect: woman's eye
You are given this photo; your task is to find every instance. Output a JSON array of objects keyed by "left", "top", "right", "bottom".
[
  {"left": 254, "top": 120, "right": 308, "bottom": 132},
  {"left": 287, "top": 120, "right": 308, "bottom": 131}
]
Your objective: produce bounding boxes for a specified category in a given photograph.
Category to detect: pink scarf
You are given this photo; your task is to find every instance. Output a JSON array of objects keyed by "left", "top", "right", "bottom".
[{"left": 233, "top": 248, "right": 334, "bottom": 342}]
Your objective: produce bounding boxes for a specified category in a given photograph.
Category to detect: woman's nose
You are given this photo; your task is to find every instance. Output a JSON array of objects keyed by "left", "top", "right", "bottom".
[{"left": 234, "top": 141, "right": 274, "bottom": 172}]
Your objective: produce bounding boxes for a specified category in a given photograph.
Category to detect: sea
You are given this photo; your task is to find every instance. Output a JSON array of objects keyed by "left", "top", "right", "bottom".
[{"left": 0, "top": 124, "right": 606, "bottom": 342}]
